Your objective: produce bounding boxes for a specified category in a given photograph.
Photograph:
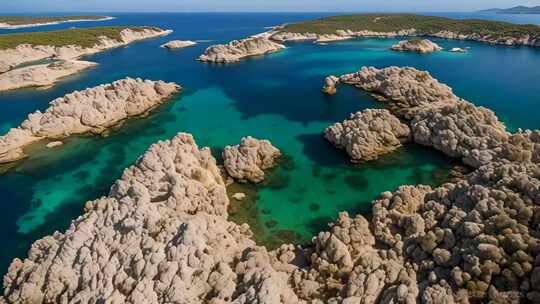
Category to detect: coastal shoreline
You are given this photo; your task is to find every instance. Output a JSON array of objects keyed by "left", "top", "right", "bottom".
[{"left": 0, "top": 16, "right": 115, "bottom": 29}]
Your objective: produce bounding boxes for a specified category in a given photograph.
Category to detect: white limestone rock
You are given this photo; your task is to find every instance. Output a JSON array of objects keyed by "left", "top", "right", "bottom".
[
  {"left": 198, "top": 37, "right": 285, "bottom": 63},
  {"left": 391, "top": 39, "right": 442, "bottom": 53},
  {"left": 0, "top": 77, "right": 180, "bottom": 164},
  {"left": 223, "top": 136, "right": 281, "bottom": 183},
  {"left": 450, "top": 47, "right": 467, "bottom": 53},
  {"left": 160, "top": 40, "right": 197, "bottom": 49},
  {"left": 322, "top": 75, "right": 339, "bottom": 95},
  {"left": 325, "top": 109, "right": 411, "bottom": 162},
  {"left": 0, "top": 60, "right": 97, "bottom": 91}
]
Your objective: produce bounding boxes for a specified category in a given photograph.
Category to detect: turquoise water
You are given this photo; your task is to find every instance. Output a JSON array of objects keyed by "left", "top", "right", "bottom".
[{"left": 0, "top": 13, "right": 539, "bottom": 276}]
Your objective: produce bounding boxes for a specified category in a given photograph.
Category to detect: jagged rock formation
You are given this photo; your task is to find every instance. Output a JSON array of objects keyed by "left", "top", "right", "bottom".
[
  {"left": 391, "top": 39, "right": 442, "bottom": 53},
  {"left": 223, "top": 136, "right": 281, "bottom": 183},
  {"left": 336, "top": 66, "right": 459, "bottom": 119},
  {"left": 2, "top": 126, "right": 540, "bottom": 303},
  {"left": 198, "top": 37, "right": 285, "bottom": 63},
  {"left": 0, "top": 60, "right": 97, "bottom": 91},
  {"left": 0, "top": 16, "right": 113, "bottom": 30},
  {"left": 322, "top": 75, "right": 339, "bottom": 95},
  {"left": 0, "top": 27, "right": 172, "bottom": 90},
  {"left": 326, "top": 66, "right": 511, "bottom": 168},
  {"left": 324, "top": 109, "right": 411, "bottom": 162},
  {"left": 0, "top": 78, "right": 180, "bottom": 164},
  {"left": 160, "top": 40, "right": 197, "bottom": 49}
]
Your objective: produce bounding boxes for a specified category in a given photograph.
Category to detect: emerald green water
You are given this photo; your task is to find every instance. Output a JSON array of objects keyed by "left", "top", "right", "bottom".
[{"left": 0, "top": 13, "right": 539, "bottom": 276}]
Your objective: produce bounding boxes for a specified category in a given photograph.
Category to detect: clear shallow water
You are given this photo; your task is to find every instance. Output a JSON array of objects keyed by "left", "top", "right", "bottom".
[{"left": 0, "top": 13, "right": 539, "bottom": 276}]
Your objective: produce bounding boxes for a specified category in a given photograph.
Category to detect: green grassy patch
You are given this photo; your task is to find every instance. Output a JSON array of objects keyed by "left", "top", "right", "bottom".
[
  {"left": 0, "top": 16, "right": 108, "bottom": 26},
  {"left": 282, "top": 14, "right": 540, "bottom": 38},
  {"left": 0, "top": 26, "right": 160, "bottom": 50}
]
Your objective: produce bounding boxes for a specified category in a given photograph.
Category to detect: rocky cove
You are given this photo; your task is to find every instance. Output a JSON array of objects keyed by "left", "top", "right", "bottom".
[
  {"left": 1, "top": 64, "right": 539, "bottom": 303},
  {"left": 1, "top": 12, "right": 540, "bottom": 304}
]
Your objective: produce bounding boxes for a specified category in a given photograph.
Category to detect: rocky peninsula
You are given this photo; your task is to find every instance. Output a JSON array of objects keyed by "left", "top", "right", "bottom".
[
  {"left": 270, "top": 14, "right": 540, "bottom": 48},
  {"left": 391, "top": 39, "right": 442, "bottom": 53},
  {"left": 0, "top": 16, "right": 113, "bottom": 29},
  {"left": 0, "top": 27, "right": 172, "bottom": 90},
  {"left": 160, "top": 40, "right": 197, "bottom": 49},
  {"left": 324, "top": 109, "right": 411, "bottom": 162},
  {"left": 0, "top": 78, "right": 180, "bottom": 164},
  {"left": 198, "top": 37, "right": 285, "bottom": 63},
  {"left": 223, "top": 136, "right": 281, "bottom": 183}
]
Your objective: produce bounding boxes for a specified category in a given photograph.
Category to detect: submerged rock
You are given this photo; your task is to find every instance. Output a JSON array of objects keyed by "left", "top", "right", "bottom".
[
  {"left": 325, "top": 109, "right": 411, "bottom": 162},
  {"left": 198, "top": 37, "right": 285, "bottom": 63},
  {"left": 223, "top": 136, "right": 281, "bottom": 183},
  {"left": 391, "top": 39, "right": 443, "bottom": 53},
  {"left": 160, "top": 40, "right": 197, "bottom": 49},
  {"left": 0, "top": 78, "right": 180, "bottom": 164}
]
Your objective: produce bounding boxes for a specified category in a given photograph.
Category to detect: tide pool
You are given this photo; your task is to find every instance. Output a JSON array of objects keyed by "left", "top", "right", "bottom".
[{"left": 0, "top": 13, "right": 539, "bottom": 278}]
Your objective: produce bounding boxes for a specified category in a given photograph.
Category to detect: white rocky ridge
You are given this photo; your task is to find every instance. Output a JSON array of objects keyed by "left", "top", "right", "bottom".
[
  {"left": 198, "top": 37, "right": 285, "bottom": 63},
  {"left": 223, "top": 136, "right": 281, "bottom": 183},
  {"left": 324, "top": 109, "right": 411, "bottom": 162},
  {"left": 0, "top": 16, "right": 114, "bottom": 29},
  {"left": 0, "top": 27, "right": 172, "bottom": 90},
  {"left": 391, "top": 39, "right": 442, "bottom": 53},
  {"left": 0, "top": 77, "right": 180, "bottom": 164},
  {"left": 160, "top": 40, "right": 197, "bottom": 49}
]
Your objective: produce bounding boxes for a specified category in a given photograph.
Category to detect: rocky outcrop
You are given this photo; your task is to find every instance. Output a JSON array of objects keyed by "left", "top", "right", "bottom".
[
  {"left": 336, "top": 66, "right": 459, "bottom": 119},
  {"left": 324, "top": 109, "right": 411, "bottom": 162},
  {"left": 3, "top": 126, "right": 540, "bottom": 302},
  {"left": 0, "top": 60, "right": 97, "bottom": 91},
  {"left": 327, "top": 66, "right": 511, "bottom": 168},
  {"left": 391, "top": 39, "right": 442, "bottom": 53},
  {"left": 450, "top": 47, "right": 467, "bottom": 53},
  {"left": 160, "top": 40, "right": 197, "bottom": 49},
  {"left": 223, "top": 136, "right": 281, "bottom": 183},
  {"left": 198, "top": 37, "right": 285, "bottom": 63},
  {"left": 322, "top": 75, "right": 339, "bottom": 95},
  {"left": 431, "top": 30, "right": 540, "bottom": 47},
  {"left": 0, "top": 78, "right": 180, "bottom": 164}
]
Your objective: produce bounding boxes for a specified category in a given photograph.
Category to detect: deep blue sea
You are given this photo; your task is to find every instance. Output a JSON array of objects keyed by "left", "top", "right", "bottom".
[{"left": 0, "top": 12, "right": 539, "bottom": 278}]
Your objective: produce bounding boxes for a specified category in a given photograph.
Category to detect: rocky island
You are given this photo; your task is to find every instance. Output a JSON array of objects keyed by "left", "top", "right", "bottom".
[
  {"left": 0, "top": 15, "right": 113, "bottom": 29},
  {"left": 270, "top": 14, "right": 540, "bottom": 48},
  {"left": 0, "top": 26, "right": 172, "bottom": 91},
  {"left": 160, "top": 40, "right": 197, "bottom": 49},
  {"left": 0, "top": 78, "right": 180, "bottom": 164},
  {"left": 223, "top": 136, "right": 281, "bottom": 183},
  {"left": 391, "top": 39, "right": 442, "bottom": 53},
  {"left": 198, "top": 37, "right": 285, "bottom": 63}
]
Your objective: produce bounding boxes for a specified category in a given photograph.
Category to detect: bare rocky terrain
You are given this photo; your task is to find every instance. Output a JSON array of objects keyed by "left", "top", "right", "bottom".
[
  {"left": 0, "top": 78, "right": 180, "bottom": 164},
  {"left": 198, "top": 37, "right": 285, "bottom": 63},
  {"left": 391, "top": 39, "right": 442, "bottom": 53}
]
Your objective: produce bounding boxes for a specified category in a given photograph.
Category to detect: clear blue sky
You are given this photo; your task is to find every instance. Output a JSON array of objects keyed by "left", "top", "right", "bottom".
[{"left": 2, "top": 0, "right": 540, "bottom": 13}]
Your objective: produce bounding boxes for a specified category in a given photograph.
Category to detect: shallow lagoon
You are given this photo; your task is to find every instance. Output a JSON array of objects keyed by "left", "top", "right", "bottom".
[{"left": 0, "top": 13, "right": 539, "bottom": 275}]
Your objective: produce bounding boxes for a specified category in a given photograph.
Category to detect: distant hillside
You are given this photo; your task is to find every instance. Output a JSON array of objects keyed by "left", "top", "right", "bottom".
[{"left": 479, "top": 5, "right": 540, "bottom": 14}]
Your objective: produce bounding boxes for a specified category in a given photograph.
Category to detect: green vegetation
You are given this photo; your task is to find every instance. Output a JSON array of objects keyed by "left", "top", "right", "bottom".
[
  {"left": 282, "top": 14, "right": 540, "bottom": 38},
  {"left": 0, "top": 16, "right": 108, "bottom": 26},
  {"left": 0, "top": 26, "right": 159, "bottom": 50}
]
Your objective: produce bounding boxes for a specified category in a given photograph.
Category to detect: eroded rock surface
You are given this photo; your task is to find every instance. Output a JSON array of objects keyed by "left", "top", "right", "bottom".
[
  {"left": 160, "top": 40, "right": 197, "bottom": 49},
  {"left": 391, "top": 39, "right": 442, "bottom": 53},
  {"left": 0, "top": 77, "right": 180, "bottom": 164},
  {"left": 328, "top": 66, "right": 510, "bottom": 168},
  {"left": 223, "top": 136, "right": 281, "bottom": 183},
  {"left": 324, "top": 109, "right": 411, "bottom": 162},
  {"left": 198, "top": 37, "right": 285, "bottom": 63}
]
